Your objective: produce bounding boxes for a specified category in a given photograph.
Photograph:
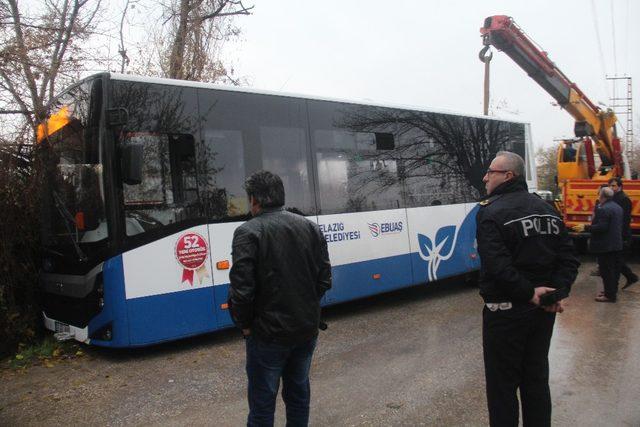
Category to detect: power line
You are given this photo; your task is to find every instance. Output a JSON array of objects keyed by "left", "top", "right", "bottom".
[
  {"left": 624, "top": 0, "right": 630, "bottom": 73},
  {"left": 610, "top": 0, "right": 617, "bottom": 78},
  {"left": 590, "top": 0, "right": 610, "bottom": 101}
]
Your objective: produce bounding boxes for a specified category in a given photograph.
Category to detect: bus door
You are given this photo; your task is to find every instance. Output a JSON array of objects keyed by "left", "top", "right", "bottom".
[
  {"left": 118, "top": 131, "right": 222, "bottom": 345},
  {"left": 120, "top": 225, "right": 219, "bottom": 345}
]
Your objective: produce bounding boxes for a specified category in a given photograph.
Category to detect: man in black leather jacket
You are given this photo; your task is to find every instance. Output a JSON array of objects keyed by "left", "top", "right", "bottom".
[
  {"left": 476, "top": 151, "right": 579, "bottom": 427},
  {"left": 229, "top": 170, "right": 331, "bottom": 427},
  {"left": 608, "top": 177, "right": 638, "bottom": 289}
]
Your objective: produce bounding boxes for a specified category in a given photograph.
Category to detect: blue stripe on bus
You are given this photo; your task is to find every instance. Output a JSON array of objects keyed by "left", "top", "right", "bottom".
[
  {"left": 125, "top": 286, "right": 218, "bottom": 346},
  {"left": 94, "top": 248, "right": 477, "bottom": 347},
  {"left": 88, "top": 255, "right": 220, "bottom": 347},
  {"left": 324, "top": 253, "right": 414, "bottom": 304}
]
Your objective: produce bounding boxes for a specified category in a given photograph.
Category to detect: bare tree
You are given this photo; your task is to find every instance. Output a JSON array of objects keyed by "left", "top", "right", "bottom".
[
  {"left": 536, "top": 145, "right": 559, "bottom": 194},
  {"left": 157, "top": 0, "right": 253, "bottom": 82},
  {"left": 0, "top": 0, "right": 101, "bottom": 137}
]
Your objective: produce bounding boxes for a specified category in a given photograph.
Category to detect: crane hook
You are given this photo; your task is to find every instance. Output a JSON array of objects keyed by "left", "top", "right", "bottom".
[{"left": 479, "top": 45, "right": 493, "bottom": 63}]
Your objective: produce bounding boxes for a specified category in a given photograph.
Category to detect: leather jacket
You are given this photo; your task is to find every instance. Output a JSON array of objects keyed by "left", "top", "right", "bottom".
[{"left": 229, "top": 207, "right": 332, "bottom": 344}]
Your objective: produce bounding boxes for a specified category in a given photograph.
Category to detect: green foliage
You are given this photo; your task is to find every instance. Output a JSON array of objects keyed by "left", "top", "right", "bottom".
[
  {"left": 5, "top": 337, "right": 85, "bottom": 370},
  {"left": 0, "top": 144, "right": 42, "bottom": 357}
]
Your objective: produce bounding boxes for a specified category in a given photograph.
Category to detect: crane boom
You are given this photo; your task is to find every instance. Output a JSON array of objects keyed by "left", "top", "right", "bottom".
[{"left": 480, "top": 15, "right": 625, "bottom": 177}]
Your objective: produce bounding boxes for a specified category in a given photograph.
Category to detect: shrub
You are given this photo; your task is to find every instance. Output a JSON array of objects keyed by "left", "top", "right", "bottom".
[{"left": 0, "top": 142, "right": 42, "bottom": 357}]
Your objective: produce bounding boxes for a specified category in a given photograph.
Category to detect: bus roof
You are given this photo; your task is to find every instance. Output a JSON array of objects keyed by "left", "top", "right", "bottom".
[{"left": 97, "top": 72, "right": 530, "bottom": 125}]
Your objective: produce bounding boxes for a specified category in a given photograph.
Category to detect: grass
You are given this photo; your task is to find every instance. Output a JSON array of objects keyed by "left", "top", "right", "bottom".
[{"left": 4, "top": 336, "right": 86, "bottom": 370}]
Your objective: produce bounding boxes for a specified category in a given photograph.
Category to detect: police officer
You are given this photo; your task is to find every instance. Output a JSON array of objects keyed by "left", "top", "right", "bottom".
[{"left": 476, "top": 151, "right": 579, "bottom": 427}]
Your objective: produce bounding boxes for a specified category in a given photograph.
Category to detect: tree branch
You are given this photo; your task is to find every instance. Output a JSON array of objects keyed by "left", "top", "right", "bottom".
[
  {"left": 119, "top": 0, "right": 131, "bottom": 73},
  {"left": 7, "top": 0, "right": 41, "bottom": 122},
  {"left": 0, "top": 68, "right": 36, "bottom": 129},
  {"left": 0, "top": 109, "right": 33, "bottom": 114},
  {"left": 199, "top": 1, "right": 253, "bottom": 21}
]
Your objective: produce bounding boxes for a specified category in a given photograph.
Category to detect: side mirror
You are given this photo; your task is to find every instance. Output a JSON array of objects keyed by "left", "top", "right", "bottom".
[{"left": 121, "top": 144, "right": 143, "bottom": 185}]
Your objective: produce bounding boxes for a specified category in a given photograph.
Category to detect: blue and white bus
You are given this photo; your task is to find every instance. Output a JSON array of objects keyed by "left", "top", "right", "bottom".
[{"left": 38, "top": 73, "right": 536, "bottom": 347}]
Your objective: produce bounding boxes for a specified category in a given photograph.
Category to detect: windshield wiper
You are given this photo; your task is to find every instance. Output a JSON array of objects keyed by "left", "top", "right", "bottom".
[{"left": 52, "top": 190, "right": 88, "bottom": 262}]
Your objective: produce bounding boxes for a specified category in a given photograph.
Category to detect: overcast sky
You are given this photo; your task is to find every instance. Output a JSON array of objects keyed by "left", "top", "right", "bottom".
[{"left": 223, "top": 0, "right": 638, "bottom": 152}]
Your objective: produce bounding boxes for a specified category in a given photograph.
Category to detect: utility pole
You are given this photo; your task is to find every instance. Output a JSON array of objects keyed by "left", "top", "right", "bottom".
[
  {"left": 606, "top": 76, "right": 634, "bottom": 172},
  {"left": 479, "top": 46, "right": 493, "bottom": 115}
]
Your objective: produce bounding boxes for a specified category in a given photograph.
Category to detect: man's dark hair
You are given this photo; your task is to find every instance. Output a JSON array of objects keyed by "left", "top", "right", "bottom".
[
  {"left": 244, "top": 170, "right": 285, "bottom": 208},
  {"left": 608, "top": 176, "right": 623, "bottom": 187}
]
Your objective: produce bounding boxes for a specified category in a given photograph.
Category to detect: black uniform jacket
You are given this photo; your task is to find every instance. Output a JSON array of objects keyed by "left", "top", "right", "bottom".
[
  {"left": 585, "top": 200, "right": 623, "bottom": 253},
  {"left": 229, "top": 207, "right": 332, "bottom": 344},
  {"left": 476, "top": 177, "right": 579, "bottom": 304}
]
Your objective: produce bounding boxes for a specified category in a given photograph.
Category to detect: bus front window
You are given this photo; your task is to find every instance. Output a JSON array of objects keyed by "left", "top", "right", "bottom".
[{"left": 40, "top": 80, "right": 107, "bottom": 263}]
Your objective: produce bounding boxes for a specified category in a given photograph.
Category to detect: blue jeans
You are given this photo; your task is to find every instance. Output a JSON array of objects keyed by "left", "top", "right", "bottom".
[{"left": 246, "top": 335, "right": 317, "bottom": 427}]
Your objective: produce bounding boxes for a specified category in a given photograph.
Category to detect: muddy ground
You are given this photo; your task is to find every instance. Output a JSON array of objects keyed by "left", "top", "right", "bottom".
[{"left": 2, "top": 255, "right": 640, "bottom": 426}]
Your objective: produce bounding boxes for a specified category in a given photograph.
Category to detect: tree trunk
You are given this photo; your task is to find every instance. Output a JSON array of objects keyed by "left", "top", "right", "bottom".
[{"left": 168, "top": 0, "right": 191, "bottom": 79}]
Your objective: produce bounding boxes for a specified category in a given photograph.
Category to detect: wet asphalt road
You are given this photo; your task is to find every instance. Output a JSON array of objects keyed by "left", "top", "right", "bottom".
[{"left": 1, "top": 254, "right": 640, "bottom": 426}]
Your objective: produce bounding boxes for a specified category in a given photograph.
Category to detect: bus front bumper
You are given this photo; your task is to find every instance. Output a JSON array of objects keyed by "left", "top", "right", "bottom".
[{"left": 42, "top": 312, "right": 89, "bottom": 343}]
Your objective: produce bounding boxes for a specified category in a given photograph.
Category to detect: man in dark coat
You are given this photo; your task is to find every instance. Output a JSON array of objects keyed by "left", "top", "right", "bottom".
[
  {"left": 574, "top": 186, "right": 624, "bottom": 302},
  {"left": 608, "top": 177, "right": 638, "bottom": 289},
  {"left": 476, "top": 151, "right": 579, "bottom": 427},
  {"left": 229, "top": 171, "right": 332, "bottom": 426}
]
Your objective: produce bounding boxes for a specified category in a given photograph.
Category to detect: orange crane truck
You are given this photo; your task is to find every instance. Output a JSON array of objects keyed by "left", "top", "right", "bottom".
[{"left": 479, "top": 15, "right": 639, "bottom": 245}]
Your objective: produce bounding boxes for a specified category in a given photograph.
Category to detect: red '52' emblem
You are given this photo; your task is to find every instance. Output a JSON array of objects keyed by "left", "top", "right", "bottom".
[{"left": 175, "top": 232, "right": 209, "bottom": 285}]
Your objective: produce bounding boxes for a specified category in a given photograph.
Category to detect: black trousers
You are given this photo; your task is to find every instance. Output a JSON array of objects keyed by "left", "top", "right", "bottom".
[
  {"left": 620, "top": 242, "right": 637, "bottom": 281},
  {"left": 483, "top": 305, "right": 556, "bottom": 427},
  {"left": 597, "top": 252, "right": 621, "bottom": 300}
]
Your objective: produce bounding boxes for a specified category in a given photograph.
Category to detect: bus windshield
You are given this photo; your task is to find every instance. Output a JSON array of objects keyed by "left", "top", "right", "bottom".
[{"left": 39, "top": 80, "right": 107, "bottom": 263}]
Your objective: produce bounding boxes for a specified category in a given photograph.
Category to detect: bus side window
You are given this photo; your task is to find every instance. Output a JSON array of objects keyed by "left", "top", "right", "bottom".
[
  {"left": 200, "top": 129, "right": 248, "bottom": 219},
  {"left": 198, "top": 91, "right": 314, "bottom": 218},
  {"left": 400, "top": 114, "right": 524, "bottom": 205},
  {"left": 309, "top": 102, "right": 404, "bottom": 214}
]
